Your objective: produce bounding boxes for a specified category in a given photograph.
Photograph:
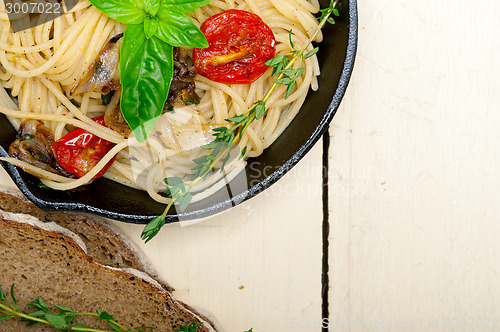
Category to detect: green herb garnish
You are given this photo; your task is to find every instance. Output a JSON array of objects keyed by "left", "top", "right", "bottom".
[
  {"left": 101, "top": 90, "right": 115, "bottom": 106},
  {"left": 37, "top": 153, "right": 48, "bottom": 163},
  {"left": 141, "top": 0, "right": 340, "bottom": 243},
  {"left": 88, "top": 0, "right": 210, "bottom": 143},
  {"left": 175, "top": 323, "right": 203, "bottom": 332},
  {"left": 184, "top": 93, "right": 201, "bottom": 106},
  {"left": 0, "top": 284, "right": 153, "bottom": 331},
  {"left": 21, "top": 134, "right": 34, "bottom": 141}
]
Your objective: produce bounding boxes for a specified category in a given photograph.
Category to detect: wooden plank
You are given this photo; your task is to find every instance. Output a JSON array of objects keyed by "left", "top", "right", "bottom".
[
  {"left": 329, "top": 0, "right": 500, "bottom": 330},
  {"left": 110, "top": 141, "right": 325, "bottom": 331},
  {"left": 0, "top": 139, "right": 324, "bottom": 331}
]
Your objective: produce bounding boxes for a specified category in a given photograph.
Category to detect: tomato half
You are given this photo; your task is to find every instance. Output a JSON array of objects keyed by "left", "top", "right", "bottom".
[
  {"left": 193, "top": 9, "right": 276, "bottom": 84},
  {"left": 51, "top": 116, "right": 115, "bottom": 179}
]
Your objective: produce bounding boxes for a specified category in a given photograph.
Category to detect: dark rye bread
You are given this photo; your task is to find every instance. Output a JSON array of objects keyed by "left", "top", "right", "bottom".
[
  {"left": 0, "top": 212, "right": 217, "bottom": 331},
  {"left": 0, "top": 189, "right": 172, "bottom": 291}
]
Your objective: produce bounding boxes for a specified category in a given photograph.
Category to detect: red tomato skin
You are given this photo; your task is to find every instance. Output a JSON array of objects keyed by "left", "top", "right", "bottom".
[
  {"left": 51, "top": 116, "right": 115, "bottom": 179},
  {"left": 193, "top": 9, "right": 276, "bottom": 84}
]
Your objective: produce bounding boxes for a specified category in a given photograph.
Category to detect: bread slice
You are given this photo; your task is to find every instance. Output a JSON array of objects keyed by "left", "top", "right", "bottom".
[
  {"left": 0, "top": 210, "right": 217, "bottom": 331},
  {"left": 0, "top": 189, "right": 172, "bottom": 291}
]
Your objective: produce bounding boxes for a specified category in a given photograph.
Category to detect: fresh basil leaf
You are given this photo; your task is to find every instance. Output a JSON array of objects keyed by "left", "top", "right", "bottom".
[
  {"left": 159, "top": 0, "right": 212, "bottom": 14},
  {"left": 144, "top": 0, "right": 160, "bottom": 16},
  {"left": 87, "top": 0, "right": 146, "bottom": 24},
  {"left": 120, "top": 23, "right": 174, "bottom": 142},
  {"left": 144, "top": 16, "right": 159, "bottom": 39},
  {"left": 155, "top": 10, "right": 208, "bottom": 48}
]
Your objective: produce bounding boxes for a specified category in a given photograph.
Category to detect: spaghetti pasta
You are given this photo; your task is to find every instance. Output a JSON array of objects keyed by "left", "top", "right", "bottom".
[{"left": 0, "top": 0, "right": 323, "bottom": 203}]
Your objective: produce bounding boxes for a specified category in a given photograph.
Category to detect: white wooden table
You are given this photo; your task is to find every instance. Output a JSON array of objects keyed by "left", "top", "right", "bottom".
[{"left": 1, "top": 0, "right": 500, "bottom": 331}]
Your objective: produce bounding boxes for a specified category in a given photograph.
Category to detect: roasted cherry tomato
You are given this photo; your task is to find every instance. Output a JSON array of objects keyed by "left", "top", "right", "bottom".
[
  {"left": 51, "top": 116, "right": 115, "bottom": 179},
  {"left": 193, "top": 9, "right": 276, "bottom": 84}
]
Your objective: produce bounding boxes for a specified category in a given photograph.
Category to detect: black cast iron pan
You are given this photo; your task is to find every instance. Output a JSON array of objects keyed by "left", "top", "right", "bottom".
[{"left": 0, "top": 0, "right": 358, "bottom": 224}]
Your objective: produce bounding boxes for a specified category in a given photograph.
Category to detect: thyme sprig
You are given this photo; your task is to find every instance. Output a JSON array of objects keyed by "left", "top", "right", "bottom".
[
  {"left": 0, "top": 284, "right": 153, "bottom": 332},
  {"left": 175, "top": 323, "right": 203, "bottom": 331},
  {"left": 141, "top": 0, "right": 340, "bottom": 243}
]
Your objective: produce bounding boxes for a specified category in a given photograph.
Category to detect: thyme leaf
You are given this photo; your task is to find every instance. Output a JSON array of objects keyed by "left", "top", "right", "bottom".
[
  {"left": 0, "top": 284, "right": 153, "bottom": 331},
  {"left": 175, "top": 323, "right": 203, "bottom": 332},
  {"left": 141, "top": 0, "right": 340, "bottom": 242}
]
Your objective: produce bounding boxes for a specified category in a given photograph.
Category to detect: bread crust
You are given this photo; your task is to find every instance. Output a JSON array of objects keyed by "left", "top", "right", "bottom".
[
  {"left": 0, "top": 189, "right": 173, "bottom": 291},
  {"left": 0, "top": 213, "right": 217, "bottom": 331}
]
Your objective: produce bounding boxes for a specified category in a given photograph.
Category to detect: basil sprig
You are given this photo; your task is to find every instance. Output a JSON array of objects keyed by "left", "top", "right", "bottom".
[{"left": 88, "top": 0, "right": 211, "bottom": 142}]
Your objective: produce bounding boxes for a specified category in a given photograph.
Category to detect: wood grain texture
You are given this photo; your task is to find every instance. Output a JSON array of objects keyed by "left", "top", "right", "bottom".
[
  {"left": 0, "top": 139, "right": 324, "bottom": 331},
  {"left": 112, "top": 142, "right": 324, "bottom": 332},
  {"left": 329, "top": 0, "right": 500, "bottom": 331}
]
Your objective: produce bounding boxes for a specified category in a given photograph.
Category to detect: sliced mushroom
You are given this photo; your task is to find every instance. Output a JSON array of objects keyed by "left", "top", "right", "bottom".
[
  {"left": 71, "top": 33, "right": 123, "bottom": 96},
  {"left": 104, "top": 104, "right": 131, "bottom": 137},
  {"left": 165, "top": 47, "right": 200, "bottom": 111},
  {"left": 8, "top": 120, "right": 73, "bottom": 177}
]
